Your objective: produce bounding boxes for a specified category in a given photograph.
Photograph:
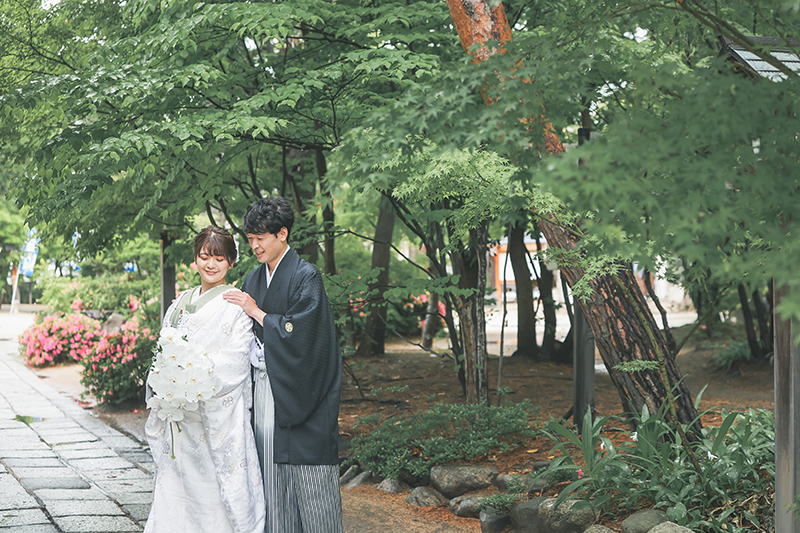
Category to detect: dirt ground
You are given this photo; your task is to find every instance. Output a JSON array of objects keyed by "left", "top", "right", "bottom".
[{"left": 23, "top": 324, "right": 774, "bottom": 533}]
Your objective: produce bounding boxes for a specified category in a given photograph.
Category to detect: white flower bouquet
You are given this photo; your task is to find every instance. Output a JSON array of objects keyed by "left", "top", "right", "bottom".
[{"left": 146, "top": 326, "right": 222, "bottom": 458}]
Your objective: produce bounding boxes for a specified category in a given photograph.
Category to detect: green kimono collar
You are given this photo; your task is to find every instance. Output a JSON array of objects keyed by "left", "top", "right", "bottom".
[{"left": 169, "top": 284, "right": 234, "bottom": 326}]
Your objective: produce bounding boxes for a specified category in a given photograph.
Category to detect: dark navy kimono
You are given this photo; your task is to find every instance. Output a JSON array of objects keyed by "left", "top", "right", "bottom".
[{"left": 242, "top": 248, "right": 342, "bottom": 466}]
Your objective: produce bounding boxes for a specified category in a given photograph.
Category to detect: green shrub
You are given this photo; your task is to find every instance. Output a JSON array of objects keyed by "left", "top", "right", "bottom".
[
  {"left": 346, "top": 400, "right": 539, "bottom": 480},
  {"left": 712, "top": 340, "right": 764, "bottom": 371},
  {"left": 479, "top": 491, "right": 526, "bottom": 513},
  {"left": 479, "top": 474, "right": 530, "bottom": 512},
  {"left": 40, "top": 274, "right": 158, "bottom": 319},
  {"left": 324, "top": 267, "right": 444, "bottom": 346},
  {"left": 522, "top": 406, "right": 775, "bottom": 532}
]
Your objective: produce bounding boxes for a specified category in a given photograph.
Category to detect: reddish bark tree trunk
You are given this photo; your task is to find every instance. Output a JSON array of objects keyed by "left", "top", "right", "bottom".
[
  {"left": 446, "top": 0, "right": 512, "bottom": 61},
  {"left": 540, "top": 222, "right": 700, "bottom": 434},
  {"left": 445, "top": 0, "right": 700, "bottom": 432}
]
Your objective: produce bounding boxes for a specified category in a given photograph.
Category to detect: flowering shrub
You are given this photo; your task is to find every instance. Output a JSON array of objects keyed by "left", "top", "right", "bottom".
[
  {"left": 409, "top": 293, "right": 447, "bottom": 330},
  {"left": 19, "top": 314, "right": 101, "bottom": 367},
  {"left": 382, "top": 293, "right": 446, "bottom": 337},
  {"left": 80, "top": 316, "right": 157, "bottom": 405}
]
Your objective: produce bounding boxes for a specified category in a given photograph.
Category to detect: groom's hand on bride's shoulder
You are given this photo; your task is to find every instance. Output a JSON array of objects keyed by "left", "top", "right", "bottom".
[{"left": 223, "top": 290, "right": 266, "bottom": 325}]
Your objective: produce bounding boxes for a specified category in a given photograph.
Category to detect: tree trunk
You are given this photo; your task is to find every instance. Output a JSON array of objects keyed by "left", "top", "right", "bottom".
[
  {"left": 474, "top": 221, "right": 490, "bottom": 404},
  {"left": 316, "top": 149, "right": 336, "bottom": 276},
  {"left": 540, "top": 221, "right": 701, "bottom": 435},
  {"left": 446, "top": 0, "right": 512, "bottom": 61},
  {"left": 356, "top": 194, "right": 395, "bottom": 357},
  {"left": 752, "top": 286, "right": 771, "bottom": 351},
  {"left": 767, "top": 282, "right": 775, "bottom": 353},
  {"left": 533, "top": 222, "right": 557, "bottom": 361},
  {"left": 160, "top": 231, "right": 176, "bottom": 320},
  {"left": 644, "top": 266, "right": 677, "bottom": 355},
  {"left": 432, "top": 216, "right": 467, "bottom": 396},
  {"left": 284, "top": 147, "right": 319, "bottom": 264},
  {"left": 454, "top": 296, "right": 479, "bottom": 403},
  {"left": 508, "top": 220, "right": 538, "bottom": 358},
  {"left": 445, "top": 212, "right": 487, "bottom": 404},
  {"left": 738, "top": 283, "right": 764, "bottom": 359},
  {"left": 0, "top": 260, "right": 9, "bottom": 305},
  {"left": 538, "top": 259, "right": 557, "bottom": 361},
  {"left": 422, "top": 292, "right": 440, "bottom": 349}
]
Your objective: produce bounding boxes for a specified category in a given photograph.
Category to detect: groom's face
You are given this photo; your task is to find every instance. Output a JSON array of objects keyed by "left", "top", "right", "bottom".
[{"left": 247, "top": 227, "right": 288, "bottom": 270}]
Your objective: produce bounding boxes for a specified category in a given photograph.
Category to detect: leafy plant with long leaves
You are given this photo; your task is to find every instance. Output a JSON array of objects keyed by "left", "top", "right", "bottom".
[{"left": 527, "top": 401, "right": 775, "bottom": 532}]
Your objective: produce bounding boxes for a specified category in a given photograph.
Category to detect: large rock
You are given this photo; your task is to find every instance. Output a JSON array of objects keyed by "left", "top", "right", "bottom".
[
  {"left": 510, "top": 497, "right": 598, "bottom": 533},
  {"left": 344, "top": 471, "right": 373, "bottom": 489},
  {"left": 480, "top": 507, "right": 512, "bottom": 533},
  {"left": 494, "top": 473, "right": 547, "bottom": 495},
  {"left": 339, "top": 464, "right": 360, "bottom": 486},
  {"left": 405, "top": 486, "right": 446, "bottom": 507},
  {"left": 621, "top": 509, "right": 667, "bottom": 533},
  {"left": 376, "top": 478, "right": 410, "bottom": 494},
  {"left": 430, "top": 465, "right": 499, "bottom": 498},
  {"left": 585, "top": 526, "right": 616, "bottom": 533},
  {"left": 102, "top": 313, "right": 126, "bottom": 334},
  {"left": 649, "top": 523, "right": 694, "bottom": 533},
  {"left": 449, "top": 491, "right": 494, "bottom": 518},
  {"left": 494, "top": 473, "right": 531, "bottom": 492}
]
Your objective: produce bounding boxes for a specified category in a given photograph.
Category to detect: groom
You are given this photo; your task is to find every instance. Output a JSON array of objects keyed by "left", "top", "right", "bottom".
[{"left": 224, "top": 196, "right": 343, "bottom": 532}]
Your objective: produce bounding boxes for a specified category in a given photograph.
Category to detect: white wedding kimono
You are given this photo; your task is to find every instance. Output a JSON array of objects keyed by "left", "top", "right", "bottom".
[{"left": 144, "top": 285, "right": 266, "bottom": 533}]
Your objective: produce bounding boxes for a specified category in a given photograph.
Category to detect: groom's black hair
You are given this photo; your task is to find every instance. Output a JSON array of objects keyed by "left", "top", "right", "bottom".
[{"left": 243, "top": 196, "right": 295, "bottom": 239}]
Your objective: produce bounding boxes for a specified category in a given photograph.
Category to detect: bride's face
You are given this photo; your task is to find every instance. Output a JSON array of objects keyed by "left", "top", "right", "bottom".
[{"left": 196, "top": 248, "right": 232, "bottom": 289}]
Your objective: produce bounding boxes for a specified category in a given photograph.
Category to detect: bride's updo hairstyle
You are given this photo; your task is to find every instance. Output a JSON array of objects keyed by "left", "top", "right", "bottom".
[{"left": 194, "top": 226, "right": 238, "bottom": 266}]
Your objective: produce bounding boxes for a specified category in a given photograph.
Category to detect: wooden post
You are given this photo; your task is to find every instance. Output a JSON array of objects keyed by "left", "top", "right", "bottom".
[
  {"left": 160, "top": 231, "right": 176, "bottom": 319},
  {"left": 573, "top": 304, "right": 595, "bottom": 430},
  {"left": 774, "top": 282, "right": 800, "bottom": 531},
  {"left": 572, "top": 126, "right": 596, "bottom": 430}
]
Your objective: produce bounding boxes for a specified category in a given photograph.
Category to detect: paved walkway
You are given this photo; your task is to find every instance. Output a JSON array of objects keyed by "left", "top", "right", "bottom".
[{"left": 0, "top": 312, "right": 153, "bottom": 532}]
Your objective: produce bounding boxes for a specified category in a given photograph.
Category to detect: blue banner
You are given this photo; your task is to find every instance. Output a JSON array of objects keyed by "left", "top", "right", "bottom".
[{"left": 19, "top": 229, "right": 40, "bottom": 278}]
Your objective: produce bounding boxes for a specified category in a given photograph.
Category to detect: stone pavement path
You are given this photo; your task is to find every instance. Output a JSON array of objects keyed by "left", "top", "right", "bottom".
[{"left": 0, "top": 312, "right": 153, "bottom": 532}]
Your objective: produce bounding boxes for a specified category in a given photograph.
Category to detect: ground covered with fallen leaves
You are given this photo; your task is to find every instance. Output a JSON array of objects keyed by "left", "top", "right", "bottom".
[{"left": 335, "top": 324, "right": 774, "bottom": 532}]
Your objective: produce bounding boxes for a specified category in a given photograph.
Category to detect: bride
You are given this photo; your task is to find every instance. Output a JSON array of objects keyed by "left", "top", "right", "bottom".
[{"left": 144, "top": 226, "right": 266, "bottom": 533}]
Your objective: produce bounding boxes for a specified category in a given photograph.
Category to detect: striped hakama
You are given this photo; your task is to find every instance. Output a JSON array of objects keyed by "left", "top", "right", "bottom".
[{"left": 253, "top": 366, "right": 343, "bottom": 533}]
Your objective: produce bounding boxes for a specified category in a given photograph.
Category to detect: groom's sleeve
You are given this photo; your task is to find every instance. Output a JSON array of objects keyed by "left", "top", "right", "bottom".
[{"left": 260, "top": 265, "right": 340, "bottom": 428}]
